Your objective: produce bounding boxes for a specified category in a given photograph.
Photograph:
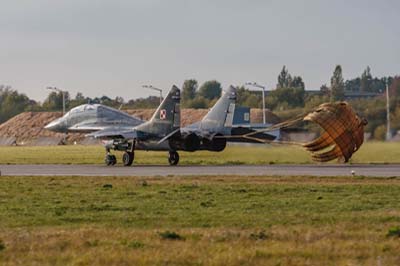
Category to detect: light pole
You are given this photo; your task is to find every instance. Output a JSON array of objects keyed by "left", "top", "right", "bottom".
[
  {"left": 245, "top": 82, "right": 267, "bottom": 124},
  {"left": 47, "top": 87, "right": 66, "bottom": 115},
  {"left": 386, "top": 81, "right": 391, "bottom": 141},
  {"left": 143, "top": 85, "right": 163, "bottom": 105}
]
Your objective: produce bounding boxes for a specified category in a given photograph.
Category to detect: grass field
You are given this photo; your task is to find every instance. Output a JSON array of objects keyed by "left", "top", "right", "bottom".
[
  {"left": 1, "top": 175, "right": 400, "bottom": 265},
  {"left": 1, "top": 141, "right": 400, "bottom": 165}
]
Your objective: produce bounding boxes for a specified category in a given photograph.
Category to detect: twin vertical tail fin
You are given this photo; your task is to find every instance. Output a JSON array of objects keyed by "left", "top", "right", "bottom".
[
  {"left": 200, "top": 85, "right": 237, "bottom": 131},
  {"left": 137, "top": 85, "right": 181, "bottom": 136}
]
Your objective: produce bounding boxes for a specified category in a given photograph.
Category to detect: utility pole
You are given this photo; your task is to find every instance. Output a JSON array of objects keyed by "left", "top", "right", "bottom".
[
  {"left": 46, "top": 86, "right": 68, "bottom": 144},
  {"left": 143, "top": 85, "right": 163, "bottom": 105},
  {"left": 245, "top": 82, "right": 267, "bottom": 124},
  {"left": 47, "top": 87, "right": 66, "bottom": 115},
  {"left": 386, "top": 81, "right": 391, "bottom": 141}
]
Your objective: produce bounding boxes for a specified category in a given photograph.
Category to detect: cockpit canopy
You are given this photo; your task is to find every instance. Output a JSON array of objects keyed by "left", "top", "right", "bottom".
[{"left": 64, "top": 104, "right": 97, "bottom": 116}]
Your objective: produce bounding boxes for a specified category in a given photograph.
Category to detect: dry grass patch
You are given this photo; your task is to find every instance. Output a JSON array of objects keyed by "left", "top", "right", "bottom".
[
  {"left": 1, "top": 226, "right": 400, "bottom": 266},
  {"left": 1, "top": 175, "right": 400, "bottom": 265}
]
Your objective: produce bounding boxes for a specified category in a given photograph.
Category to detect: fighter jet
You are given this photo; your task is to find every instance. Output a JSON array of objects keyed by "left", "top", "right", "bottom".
[
  {"left": 44, "top": 103, "right": 143, "bottom": 133},
  {"left": 45, "top": 85, "right": 279, "bottom": 166}
]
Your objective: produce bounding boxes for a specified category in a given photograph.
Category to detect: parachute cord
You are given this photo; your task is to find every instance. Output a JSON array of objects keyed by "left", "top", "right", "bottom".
[
  {"left": 221, "top": 115, "right": 308, "bottom": 145},
  {"left": 268, "top": 140, "right": 305, "bottom": 146},
  {"left": 246, "top": 115, "right": 306, "bottom": 134}
]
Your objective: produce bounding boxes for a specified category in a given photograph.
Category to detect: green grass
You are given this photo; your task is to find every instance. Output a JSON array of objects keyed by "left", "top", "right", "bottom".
[
  {"left": 0, "top": 141, "right": 400, "bottom": 165},
  {"left": 1, "top": 175, "right": 400, "bottom": 265}
]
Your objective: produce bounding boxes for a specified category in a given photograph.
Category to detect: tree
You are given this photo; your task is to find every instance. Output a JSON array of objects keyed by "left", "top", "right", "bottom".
[
  {"left": 373, "top": 124, "right": 387, "bottom": 140},
  {"left": 182, "top": 79, "right": 198, "bottom": 102},
  {"left": 360, "top": 66, "right": 372, "bottom": 92},
  {"left": 269, "top": 87, "right": 305, "bottom": 109},
  {"left": 345, "top": 77, "right": 360, "bottom": 92},
  {"left": 115, "top": 96, "right": 124, "bottom": 104},
  {"left": 198, "top": 80, "right": 222, "bottom": 100},
  {"left": 276, "top": 66, "right": 305, "bottom": 90},
  {"left": 272, "top": 66, "right": 306, "bottom": 108},
  {"left": 277, "top": 65, "right": 292, "bottom": 89},
  {"left": 236, "top": 86, "right": 261, "bottom": 108},
  {"left": 330, "top": 65, "right": 345, "bottom": 101},
  {"left": 320, "top": 84, "right": 330, "bottom": 96},
  {"left": 291, "top": 76, "right": 305, "bottom": 90},
  {"left": 68, "top": 92, "right": 89, "bottom": 108},
  {"left": 389, "top": 76, "right": 400, "bottom": 98},
  {"left": 75, "top": 92, "right": 85, "bottom": 101},
  {"left": 125, "top": 96, "right": 160, "bottom": 109},
  {"left": 42, "top": 91, "right": 70, "bottom": 111},
  {"left": 0, "top": 87, "right": 33, "bottom": 123},
  {"left": 190, "top": 96, "right": 208, "bottom": 108}
]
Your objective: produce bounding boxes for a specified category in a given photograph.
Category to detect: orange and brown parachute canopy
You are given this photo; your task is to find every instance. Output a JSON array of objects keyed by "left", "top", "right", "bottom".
[
  {"left": 228, "top": 102, "right": 367, "bottom": 163},
  {"left": 302, "top": 102, "right": 367, "bottom": 162}
]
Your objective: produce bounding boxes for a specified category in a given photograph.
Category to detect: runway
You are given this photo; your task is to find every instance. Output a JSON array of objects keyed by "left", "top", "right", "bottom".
[{"left": 0, "top": 164, "right": 399, "bottom": 177}]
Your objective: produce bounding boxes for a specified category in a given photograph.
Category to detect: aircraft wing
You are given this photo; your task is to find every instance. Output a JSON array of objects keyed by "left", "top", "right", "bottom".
[
  {"left": 86, "top": 128, "right": 138, "bottom": 140},
  {"left": 157, "top": 128, "right": 181, "bottom": 144},
  {"left": 68, "top": 120, "right": 143, "bottom": 133},
  {"left": 68, "top": 123, "right": 107, "bottom": 132}
]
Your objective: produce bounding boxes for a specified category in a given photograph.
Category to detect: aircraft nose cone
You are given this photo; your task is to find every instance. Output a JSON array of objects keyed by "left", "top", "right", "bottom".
[
  {"left": 44, "top": 121, "right": 56, "bottom": 130},
  {"left": 44, "top": 118, "right": 63, "bottom": 132}
]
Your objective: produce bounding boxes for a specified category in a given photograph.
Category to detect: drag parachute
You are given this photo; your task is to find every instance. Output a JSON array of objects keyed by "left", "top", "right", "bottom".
[
  {"left": 302, "top": 102, "right": 367, "bottom": 162},
  {"left": 228, "top": 102, "right": 367, "bottom": 163}
]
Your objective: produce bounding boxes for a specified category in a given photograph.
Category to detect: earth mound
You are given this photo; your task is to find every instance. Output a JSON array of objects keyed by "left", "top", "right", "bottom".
[{"left": 0, "top": 108, "right": 280, "bottom": 145}]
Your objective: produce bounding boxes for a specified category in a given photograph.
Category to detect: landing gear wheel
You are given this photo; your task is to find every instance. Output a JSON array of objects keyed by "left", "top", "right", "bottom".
[
  {"left": 105, "top": 154, "right": 117, "bottom": 166},
  {"left": 122, "top": 151, "right": 134, "bottom": 166},
  {"left": 168, "top": 151, "right": 179, "bottom": 166}
]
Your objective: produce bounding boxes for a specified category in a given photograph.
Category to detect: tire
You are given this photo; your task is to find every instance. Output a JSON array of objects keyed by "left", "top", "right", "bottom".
[
  {"left": 122, "top": 152, "right": 134, "bottom": 166},
  {"left": 111, "top": 155, "right": 117, "bottom": 165},
  {"left": 168, "top": 151, "right": 179, "bottom": 166},
  {"left": 105, "top": 154, "right": 116, "bottom": 166}
]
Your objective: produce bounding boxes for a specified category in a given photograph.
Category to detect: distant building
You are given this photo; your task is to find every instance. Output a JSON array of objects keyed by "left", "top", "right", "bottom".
[
  {"left": 343, "top": 91, "right": 381, "bottom": 100},
  {"left": 265, "top": 89, "right": 381, "bottom": 99}
]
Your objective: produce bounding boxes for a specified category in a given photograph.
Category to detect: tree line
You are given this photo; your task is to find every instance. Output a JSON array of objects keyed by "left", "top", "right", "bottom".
[{"left": 1, "top": 66, "right": 400, "bottom": 139}]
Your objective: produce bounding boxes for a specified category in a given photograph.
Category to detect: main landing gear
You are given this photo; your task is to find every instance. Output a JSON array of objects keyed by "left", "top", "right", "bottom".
[
  {"left": 122, "top": 151, "right": 134, "bottom": 166},
  {"left": 168, "top": 151, "right": 179, "bottom": 166}
]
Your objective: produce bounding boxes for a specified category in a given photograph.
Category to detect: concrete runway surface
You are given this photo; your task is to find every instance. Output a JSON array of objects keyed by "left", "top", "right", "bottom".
[{"left": 0, "top": 164, "right": 399, "bottom": 177}]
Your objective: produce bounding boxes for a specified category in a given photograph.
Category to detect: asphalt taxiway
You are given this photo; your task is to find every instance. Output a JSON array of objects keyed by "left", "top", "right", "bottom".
[{"left": 0, "top": 164, "right": 399, "bottom": 177}]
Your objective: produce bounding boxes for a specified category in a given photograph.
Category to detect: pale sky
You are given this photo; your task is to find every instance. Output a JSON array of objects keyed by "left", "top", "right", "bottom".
[{"left": 0, "top": 0, "right": 399, "bottom": 102}]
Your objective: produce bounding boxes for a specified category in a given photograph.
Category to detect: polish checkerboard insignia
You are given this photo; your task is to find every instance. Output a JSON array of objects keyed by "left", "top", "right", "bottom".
[{"left": 160, "top": 109, "right": 167, "bottom": 120}]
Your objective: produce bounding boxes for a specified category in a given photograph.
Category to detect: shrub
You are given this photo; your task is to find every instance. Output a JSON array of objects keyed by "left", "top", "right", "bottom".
[
  {"left": 127, "top": 241, "right": 144, "bottom": 249},
  {"left": 250, "top": 231, "right": 269, "bottom": 240},
  {"left": 374, "top": 125, "right": 387, "bottom": 140},
  {"left": 159, "top": 231, "right": 184, "bottom": 240},
  {"left": 387, "top": 227, "right": 400, "bottom": 237}
]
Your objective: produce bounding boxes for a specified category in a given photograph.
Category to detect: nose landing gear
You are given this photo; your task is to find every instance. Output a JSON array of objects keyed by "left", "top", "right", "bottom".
[
  {"left": 168, "top": 151, "right": 179, "bottom": 166},
  {"left": 104, "top": 139, "right": 135, "bottom": 166},
  {"left": 105, "top": 154, "right": 117, "bottom": 166}
]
